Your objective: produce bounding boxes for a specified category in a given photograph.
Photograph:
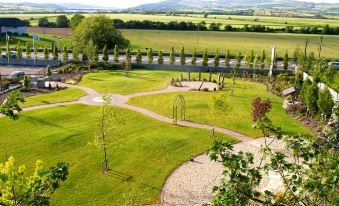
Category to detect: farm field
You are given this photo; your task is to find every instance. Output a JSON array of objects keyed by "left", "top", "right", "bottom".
[
  {"left": 0, "top": 104, "right": 236, "bottom": 205},
  {"left": 21, "top": 88, "right": 87, "bottom": 108},
  {"left": 2, "top": 30, "right": 338, "bottom": 58},
  {"left": 127, "top": 76, "right": 313, "bottom": 138},
  {"left": 2, "top": 13, "right": 339, "bottom": 28}
]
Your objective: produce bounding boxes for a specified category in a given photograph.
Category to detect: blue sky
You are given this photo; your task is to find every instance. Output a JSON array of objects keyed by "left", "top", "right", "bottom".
[{"left": 3, "top": 0, "right": 339, "bottom": 8}]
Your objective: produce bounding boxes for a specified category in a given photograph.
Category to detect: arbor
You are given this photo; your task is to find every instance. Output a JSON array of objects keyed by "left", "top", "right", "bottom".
[
  {"left": 56, "top": 15, "right": 69, "bottom": 27},
  {"left": 26, "top": 45, "right": 31, "bottom": 60},
  {"left": 225, "top": 49, "right": 231, "bottom": 67},
  {"left": 317, "top": 87, "right": 334, "bottom": 116},
  {"left": 43, "top": 47, "right": 49, "bottom": 60},
  {"left": 283, "top": 50, "right": 289, "bottom": 70},
  {"left": 114, "top": 45, "right": 119, "bottom": 63},
  {"left": 62, "top": 46, "right": 68, "bottom": 62},
  {"left": 207, "top": 97, "right": 338, "bottom": 206},
  {"left": 214, "top": 49, "right": 220, "bottom": 67},
  {"left": 70, "top": 14, "right": 85, "bottom": 29},
  {"left": 236, "top": 52, "right": 241, "bottom": 68},
  {"left": 192, "top": 48, "right": 197, "bottom": 65},
  {"left": 158, "top": 50, "right": 163, "bottom": 64},
  {"left": 180, "top": 47, "right": 185, "bottom": 66},
  {"left": 0, "top": 90, "right": 25, "bottom": 121},
  {"left": 202, "top": 49, "right": 208, "bottom": 67},
  {"left": 0, "top": 156, "right": 68, "bottom": 205},
  {"left": 102, "top": 44, "right": 108, "bottom": 62},
  {"left": 147, "top": 48, "right": 153, "bottom": 64},
  {"left": 136, "top": 49, "right": 142, "bottom": 64},
  {"left": 170, "top": 46, "right": 175, "bottom": 65},
  {"left": 72, "top": 15, "right": 129, "bottom": 51}
]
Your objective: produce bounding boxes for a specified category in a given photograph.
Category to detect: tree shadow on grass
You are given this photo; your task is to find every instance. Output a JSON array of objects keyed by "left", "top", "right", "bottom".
[
  {"left": 107, "top": 170, "right": 133, "bottom": 182},
  {"left": 24, "top": 115, "right": 61, "bottom": 128}
]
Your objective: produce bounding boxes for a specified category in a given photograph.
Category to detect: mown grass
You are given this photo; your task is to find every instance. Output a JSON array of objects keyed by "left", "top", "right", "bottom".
[
  {"left": 21, "top": 88, "right": 87, "bottom": 108},
  {"left": 78, "top": 70, "right": 183, "bottom": 94},
  {"left": 128, "top": 77, "right": 313, "bottom": 138},
  {"left": 0, "top": 104, "right": 236, "bottom": 205}
]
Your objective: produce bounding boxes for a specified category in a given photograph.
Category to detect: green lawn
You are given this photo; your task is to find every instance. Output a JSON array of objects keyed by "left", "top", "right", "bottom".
[
  {"left": 22, "top": 88, "right": 87, "bottom": 108},
  {"left": 78, "top": 70, "right": 183, "bottom": 95},
  {"left": 128, "top": 78, "right": 313, "bottom": 138},
  {"left": 0, "top": 104, "right": 236, "bottom": 205}
]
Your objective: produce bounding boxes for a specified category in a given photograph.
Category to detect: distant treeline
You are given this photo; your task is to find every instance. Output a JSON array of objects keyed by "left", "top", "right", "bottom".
[{"left": 112, "top": 19, "right": 339, "bottom": 35}]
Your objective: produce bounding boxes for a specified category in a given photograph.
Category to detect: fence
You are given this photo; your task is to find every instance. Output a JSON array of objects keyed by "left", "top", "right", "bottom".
[
  {"left": 0, "top": 59, "right": 61, "bottom": 67},
  {"left": 303, "top": 72, "right": 339, "bottom": 102}
]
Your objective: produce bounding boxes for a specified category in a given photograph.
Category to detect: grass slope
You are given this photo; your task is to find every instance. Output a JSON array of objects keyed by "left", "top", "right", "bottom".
[
  {"left": 79, "top": 70, "right": 182, "bottom": 94},
  {"left": 0, "top": 104, "right": 236, "bottom": 205},
  {"left": 21, "top": 88, "right": 87, "bottom": 108},
  {"left": 128, "top": 78, "right": 313, "bottom": 138}
]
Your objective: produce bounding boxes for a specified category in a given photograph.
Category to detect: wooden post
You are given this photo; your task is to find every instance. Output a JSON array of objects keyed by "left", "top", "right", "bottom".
[
  {"left": 222, "top": 74, "right": 225, "bottom": 84},
  {"left": 217, "top": 73, "right": 221, "bottom": 82},
  {"left": 199, "top": 70, "right": 201, "bottom": 81},
  {"left": 209, "top": 68, "right": 212, "bottom": 82},
  {"left": 181, "top": 74, "right": 183, "bottom": 81},
  {"left": 188, "top": 68, "right": 191, "bottom": 81}
]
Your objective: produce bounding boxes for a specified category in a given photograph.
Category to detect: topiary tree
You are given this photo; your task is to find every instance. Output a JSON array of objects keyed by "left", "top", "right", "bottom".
[
  {"left": 136, "top": 49, "right": 142, "bottom": 64},
  {"left": 43, "top": 47, "right": 49, "bottom": 60},
  {"left": 236, "top": 52, "right": 241, "bottom": 68},
  {"left": 94, "top": 45, "right": 99, "bottom": 63},
  {"left": 180, "top": 47, "right": 185, "bottom": 66},
  {"left": 114, "top": 45, "right": 119, "bottom": 63},
  {"left": 147, "top": 48, "right": 153, "bottom": 64},
  {"left": 283, "top": 50, "right": 289, "bottom": 70},
  {"left": 192, "top": 48, "right": 197, "bottom": 65},
  {"left": 52, "top": 45, "right": 58, "bottom": 60},
  {"left": 158, "top": 50, "right": 163, "bottom": 65},
  {"left": 225, "top": 49, "right": 231, "bottom": 67},
  {"left": 300, "top": 78, "right": 312, "bottom": 103},
  {"left": 0, "top": 90, "right": 25, "bottom": 121},
  {"left": 170, "top": 46, "right": 175, "bottom": 65},
  {"left": 102, "top": 44, "right": 108, "bottom": 62},
  {"left": 249, "top": 50, "right": 255, "bottom": 68},
  {"left": 214, "top": 49, "right": 220, "bottom": 67},
  {"left": 244, "top": 51, "right": 250, "bottom": 68},
  {"left": 305, "top": 83, "right": 319, "bottom": 116},
  {"left": 260, "top": 50, "right": 266, "bottom": 69},
  {"left": 47, "top": 65, "right": 51, "bottom": 76},
  {"left": 22, "top": 75, "right": 30, "bottom": 92},
  {"left": 294, "top": 72, "right": 304, "bottom": 90},
  {"left": 62, "top": 46, "right": 68, "bottom": 62},
  {"left": 317, "top": 87, "right": 334, "bottom": 117},
  {"left": 85, "top": 39, "right": 95, "bottom": 63},
  {"left": 125, "top": 46, "right": 131, "bottom": 62},
  {"left": 16, "top": 44, "right": 22, "bottom": 59},
  {"left": 202, "top": 49, "right": 208, "bottom": 67},
  {"left": 26, "top": 45, "right": 31, "bottom": 60}
]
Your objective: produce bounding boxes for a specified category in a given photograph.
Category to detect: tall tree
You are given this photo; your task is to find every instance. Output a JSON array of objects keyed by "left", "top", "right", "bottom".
[
  {"left": 70, "top": 13, "right": 85, "bottom": 29},
  {"left": 114, "top": 45, "right": 119, "bottom": 63},
  {"left": 147, "top": 48, "right": 153, "bottom": 64},
  {"left": 158, "top": 50, "right": 163, "bottom": 65},
  {"left": 202, "top": 49, "right": 208, "bottom": 67},
  {"left": 102, "top": 44, "right": 108, "bottom": 62},
  {"left": 136, "top": 49, "right": 142, "bottom": 64},
  {"left": 192, "top": 48, "right": 197, "bottom": 65},
  {"left": 170, "top": 46, "right": 175, "bottom": 65},
  {"left": 43, "top": 47, "right": 49, "bottom": 60},
  {"left": 180, "top": 47, "right": 186, "bottom": 66},
  {"left": 56, "top": 15, "right": 69, "bottom": 27},
  {"left": 317, "top": 87, "right": 334, "bottom": 116},
  {"left": 225, "top": 49, "right": 231, "bottom": 67},
  {"left": 214, "top": 49, "right": 220, "bottom": 67},
  {"left": 283, "top": 50, "right": 289, "bottom": 70}
]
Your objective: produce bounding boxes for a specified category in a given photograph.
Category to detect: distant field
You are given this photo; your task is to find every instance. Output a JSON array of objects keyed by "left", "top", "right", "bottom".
[{"left": 1, "top": 13, "right": 339, "bottom": 28}]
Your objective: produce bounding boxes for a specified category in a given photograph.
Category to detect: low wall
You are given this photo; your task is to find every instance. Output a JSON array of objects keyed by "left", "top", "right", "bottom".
[
  {"left": 0, "top": 59, "right": 61, "bottom": 67},
  {"left": 303, "top": 72, "right": 338, "bottom": 102}
]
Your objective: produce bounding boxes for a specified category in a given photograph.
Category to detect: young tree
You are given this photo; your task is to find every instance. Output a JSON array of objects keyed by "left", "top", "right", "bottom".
[
  {"left": 273, "top": 55, "right": 278, "bottom": 69},
  {"left": 94, "top": 45, "right": 99, "bottom": 63},
  {"left": 114, "top": 45, "right": 119, "bottom": 63},
  {"left": 191, "top": 48, "right": 197, "bottom": 65},
  {"left": 102, "top": 44, "right": 108, "bottom": 62},
  {"left": 294, "top": 72, "right": 304, "bottom": 90},
  {"left": 225, "top": 49, "right": 231, "bottom": 67},
  {"left": 147, "top": 48, "right": 153, "bottom": 64},
  {"left": 317, "top": 87, "right": 334, "bottom": 116},
  {"left": 236, "top": 52, "right": 241, "bottom": 68},
  {"left": 43, "top": 47, "right": 49, "bottom": 60},
  {"left": 202, "top": 49, "right": 208, "bottom": 67},
  {"left": 306, "top": 83, "right": 319, "bottom": 116},
  {"left": 93, "top": 96, "right": 122, "bottom": 173},
  {"left": 16, "top": 44, "right": 22, "bottom": 59},
  {"left": 82, "top": 51, "right": 88, "bottom": 62},
  {"left": 0, "top": 90, "right": 25, "bottom": 121},
  {"left": 214, "top": 49, "right": 220, "bottom": 67},
  {"left": 62, "top": 46, "right": 68, "bottom": 62},
  {"left": 283, "top": 50, "right": 289, "bottom": 70},
  {"left": 47, "top": 65, "right": 51, "bottom": 76},
  {"left": 52, "top": 45, "right": 58, "bottom": 60},
  {"left": 72, "top": 47, "right": 80, "bottom": 63},
  {"left": 136, "top": 49, "right": 142, "bottom": 64},
  {"left": 0, "top": 156, "right": 68, "bottom": 205},
  {"left": 249, "top": 50, "right": 255, "bottom": 68},
  {"left": 209, "top": 92, "right": 230, "bottom": 120},
  {"left": 244, "top": 52, "right": 250, "bottom": 68},
  {"left": 125, "top": 46, "right": 131, "bottom": 62},
  {"left": 180, "top": 47, "right": 185, "bottom": 66},
  {"left": 6, "top": 43, "right": 10, "bottom": 59},
  {"left": 170, "top": 46, "right": 175, "bottom": 65},
  {"left": 260, "top": 50, "right": 266, "bottom": 69},
  {"left": 158, "top": 50, "right": 163, "bottom": 65},
  {"left": 22, "top": 75, "right": 30, "bottom": 92},
  {"left": 85, "top": 40, "right": 95, "bottom": 63},
  {"left": 26, "top": 45, "right": 31, "bottom": 60},
  {"left": 300, "top": 78, "right": 312, "bottom": 103}
]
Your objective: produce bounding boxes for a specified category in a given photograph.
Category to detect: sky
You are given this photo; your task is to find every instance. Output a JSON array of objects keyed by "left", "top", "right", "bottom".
[{"left": 2, "top": 0, "right": 339, "bottom": 8}]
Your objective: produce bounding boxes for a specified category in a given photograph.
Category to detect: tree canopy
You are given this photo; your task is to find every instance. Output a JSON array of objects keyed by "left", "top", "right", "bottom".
[{"left": 72, "top": 15, "right": 129, "bottom": 52}]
